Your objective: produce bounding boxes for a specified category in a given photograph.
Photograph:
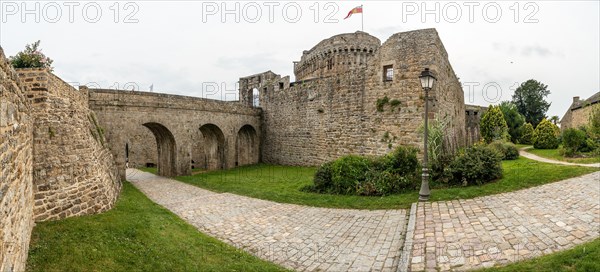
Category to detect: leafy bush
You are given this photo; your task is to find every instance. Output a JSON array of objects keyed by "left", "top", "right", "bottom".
[
  {"left": 430, "top": 152, "right": 454, "bottom": 185},
  {"left": 9, "top": 40, "right": 54, "bottom": 71},
  {"left": 381, "top": 145, "right": 420, "bottom": 176},
  {"left": 503, "top": 144, "right": 520, "bottom": 160},
  {"left": 519, "top": 122, "right": 535, "bottom": 144},
  {"left": 448, "top": 145, "right": 503, "bottom": 186},
  {"left": 330, "top": 155, "right": 372, "bottom": 194},
  {"left": 584, "top": 138, "right": 598, "bottom": 153},
  {"left": 312, "top": 161, "right": 333, "bottom": 193},
  {"left": 309, "top": 146, "right": 420, "bottom": 196},
  {"left": 562, "top": 128, "right": 587, "bottom": 155},
  {"left": 365, "top": 169, "right": 417, "bottom": 196},
  {"left": 480, "top": 105, "right": 509, "bottom": 143},
  {"left": 533, "top": 119, "right": 560, "bottom": 149},
  {"left": 488, "top": 141, "right": 520, "bottom": 160}
]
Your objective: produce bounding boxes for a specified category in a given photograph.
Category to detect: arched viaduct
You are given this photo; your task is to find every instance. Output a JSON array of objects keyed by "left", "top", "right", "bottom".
[{"left": 88, "top": 89, "right": 261, "bottom": 178}]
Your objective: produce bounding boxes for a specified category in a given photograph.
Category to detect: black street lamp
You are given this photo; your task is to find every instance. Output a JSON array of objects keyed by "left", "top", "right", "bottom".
[{"left": 418, "top": 68, "right": 436, "bottom": 202}]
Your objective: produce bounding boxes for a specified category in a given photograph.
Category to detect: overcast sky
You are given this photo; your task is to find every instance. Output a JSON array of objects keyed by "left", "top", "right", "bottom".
[{"left": 1, "top": 0, "right": 598, "bottom": 118}]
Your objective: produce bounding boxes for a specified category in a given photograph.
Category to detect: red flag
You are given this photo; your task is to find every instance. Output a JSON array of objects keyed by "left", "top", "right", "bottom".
[{"left": 344, "top": 5, "right": 363, "bottom": 19}]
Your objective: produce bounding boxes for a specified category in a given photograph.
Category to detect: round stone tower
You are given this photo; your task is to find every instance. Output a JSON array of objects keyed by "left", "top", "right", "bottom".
[{"left": 294, "top": 31, "right": 381, "bottom": 81}]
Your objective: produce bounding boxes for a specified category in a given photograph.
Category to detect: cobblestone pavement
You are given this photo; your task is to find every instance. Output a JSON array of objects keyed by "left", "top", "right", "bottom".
[
  {"left": 520, "top": 148, "right": 600, "bottom": 168},
  {"left": 126, "top": 169, "right": 408, "bottom": 272},
  {"left": 410, "top": 171, "right": 600, "bottom": 271}
]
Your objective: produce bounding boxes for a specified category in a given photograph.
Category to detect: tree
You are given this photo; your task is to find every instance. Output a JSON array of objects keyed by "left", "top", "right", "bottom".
[
  {"left": 499, "top": 101, "right": 525, "bottom": 143},
  {"left": 519, "top": 123, "right": 535, "bottom": 145},
  {"left": 9, "top": 40, "right": 54, "bottom": 71},
  {"left": 512, "top": 79, "right": 551, "bottom": 127},
  {"left": 480, "top": 105, "right": 509, "bottom": 143},
  {"left": 549, "top": 115, "right": 560, "bottom": 125},
  {"left": 533, "top": 119, "right": 560, "bottom": 149}
]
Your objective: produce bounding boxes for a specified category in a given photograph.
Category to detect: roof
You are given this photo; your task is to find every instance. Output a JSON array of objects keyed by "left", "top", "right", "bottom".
[{"left": 572, "top": 91, "right": 600, "bottom": 110}]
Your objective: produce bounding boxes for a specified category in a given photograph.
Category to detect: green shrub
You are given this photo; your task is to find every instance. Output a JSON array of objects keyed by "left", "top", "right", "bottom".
[
  {"left": 312, "top": 162, "right": 334, "bottom": 193},
  {"left": 519, "top": 122, "right": 535, "bottom": 144},
  {"left": 533, "top": 119, "right": 560, "bottom": 149},
  {"left": 330, "top": 155, "right": 371, "bottom": 195},
  {"left": 584, "top": 138, "right": 598, "bottom": 153},
  {"left": 382, "top": 146, "right": 420, "bottom": 176},
  {"left": 488, "top": 141, "right": 505, "bottom": 157},
  {"left": 365, "top": 169, "right": 417, "bottom": 196},
  {"left": 562, "top": 128, "right": 587, "bottom": 155},
  {"left": 448, "top": 145, "right": 503, "bottom": 186},
  {"left": 310, "top": 146, "right": 420, "bottom": 196},
  {"left": 488, "top": 141, "right": 520, "bottom": 160},
  {"left": 503, "top": 144, "right": 520, "bottom": 160},
  {"left": 364, "top": 146, "right": 420, "bottom": 195},
  {"left": 480, "top": 105, "right": 510, "bottom": 143},
  {"left": 430, "top": 152, "right": 454, "bottom": 185}
]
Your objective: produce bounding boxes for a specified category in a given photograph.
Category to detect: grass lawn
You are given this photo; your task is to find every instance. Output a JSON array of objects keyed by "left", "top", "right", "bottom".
[
  {"left": 526, "top": 147, "right": 600, "bottom": 164},
  {"left": 26, "top": 182, "right": 287, "bottom": 272},
  {"left": 161, "top": 157, "right": 598, "bottom": 210},
  {"left": 514, "top": 144, "right": 532, "bottom": 149},
  {"left": 138, "top": 167, "right": 157, "bottom": 174},
  {"left": 478, "top": 238, "right": 600, "bottom": 272}
]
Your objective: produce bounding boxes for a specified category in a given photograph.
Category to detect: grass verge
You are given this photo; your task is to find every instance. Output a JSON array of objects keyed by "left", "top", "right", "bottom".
[
  {"left": 526, "top": 147, "right": 600, "bottom": 164},
  {"left": 162, "top": 157, "right": 597, "bottom": 210},
  {"left": 478, "top": 238, "right": 600, "bottom": 272},
  {"left": 26, "top": 182, "right": 287, "bottom": 272}
]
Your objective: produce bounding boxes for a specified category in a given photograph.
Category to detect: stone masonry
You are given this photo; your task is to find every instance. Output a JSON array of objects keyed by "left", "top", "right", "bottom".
[
  {"left": 0, "top": 28, "right": 473, "bottom": 270},
  {"left": 465, "top": 105, "right": 486, "bottom": 145},
  {"left": 560, "top": 93, "right": 600, "bottom": 131},
  {"left": 0, "top": 48, "right": 34, "bottom": 272},
  {"left": 240, "top": 29, "right": 466, "bottom": 166},
  {"left": 88, "top": 89, "right": 261, "bottom": 177},
  {"left": 16, "top": 69, "right": 121, "bottom": 221}
]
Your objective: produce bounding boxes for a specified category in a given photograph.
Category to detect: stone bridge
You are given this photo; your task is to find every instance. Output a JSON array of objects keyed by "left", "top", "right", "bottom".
[{"left": 88, "top": 89, "right": 261, "bottom": 178}]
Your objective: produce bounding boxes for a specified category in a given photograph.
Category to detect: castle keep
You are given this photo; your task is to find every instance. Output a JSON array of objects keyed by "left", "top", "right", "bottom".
[
  {"left": 0, "top": 28, "right": 466, "bottom": 269},
  {"left": 242, "top": 29, "right": 465, "bottom": 165}
]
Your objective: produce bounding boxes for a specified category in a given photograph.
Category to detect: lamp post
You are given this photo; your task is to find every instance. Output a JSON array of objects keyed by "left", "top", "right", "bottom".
[{"left": 418, "top": 68, "right": 436, "bottom": 202}]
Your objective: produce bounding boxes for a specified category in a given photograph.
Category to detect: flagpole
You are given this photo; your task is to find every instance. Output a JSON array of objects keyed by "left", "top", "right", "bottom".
[{"left": 361, "top": 5, "right": 364, "bottom": 31}]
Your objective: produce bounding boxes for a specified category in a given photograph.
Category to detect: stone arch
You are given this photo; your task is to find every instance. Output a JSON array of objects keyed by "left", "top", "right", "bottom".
[
  {"left": 199, "top": 124, "right": 226, "bottom": 170},
  {"left": 143, "top": 122, "right": 177, "bottom": 177},
  {"left": 236, "top": 125, "right": 259, "bottom": 166}
]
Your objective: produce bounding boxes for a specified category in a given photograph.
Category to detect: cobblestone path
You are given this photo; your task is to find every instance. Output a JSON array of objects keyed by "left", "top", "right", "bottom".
[
  {"left": 409, "top": 171, "right": 600, "bottom": 271},
  {"left": 519, "top": 148, "right": 600, "bottom": 167},
  {"left": 127, "top": 169, "right": 408, "bottom": 272},
  {"left": 127, "top": 169, "right": 599, "bottom": 271}
]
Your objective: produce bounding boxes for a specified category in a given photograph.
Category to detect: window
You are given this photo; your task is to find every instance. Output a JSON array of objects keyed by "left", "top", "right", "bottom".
[
  {"left": 383, "top": 65, "right": 394, "bottom": 82},
  {"left": 252, "top": 88, "right": 259, "bottom": 107},
  {"left": 279, "top": 82, "right": 284, "bottom": 90}
]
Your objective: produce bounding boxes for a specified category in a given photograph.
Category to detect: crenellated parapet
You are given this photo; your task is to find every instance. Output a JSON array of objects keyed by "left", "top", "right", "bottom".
[{"left": 294, "top": 31, "right": 380, "bottom": 81}]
